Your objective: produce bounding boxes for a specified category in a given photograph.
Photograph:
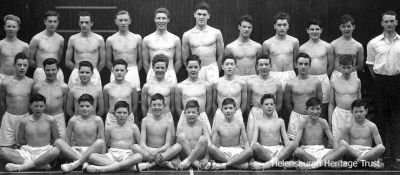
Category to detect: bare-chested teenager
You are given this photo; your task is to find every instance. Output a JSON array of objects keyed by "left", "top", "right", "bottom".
[
  {"left": 263, "top": 12, "right": 299, "bottom": 89},
  {"left": 0, "top": 53, "right": 34, "bottom": 147},
  {"left": 176, "top": 55, "right": 212, "bottom": 135},
  {"left": 299, "top": 19, "right": 334, "bottom": 118},
  {"left": 66, "top": 61, "right": 104, "bottom": 117},
  {"left": 340, "top": 100, "right": 385, "bottom": 169},
  {"left": 212, "top": 56, "right": 247, "bottom": 126},
  {"left": 86, "top": 101, "right": 143, "bottom": 173},
  {"left": 33, "top": 58, "right": 69, "bottom": 140},
  {"left": 328, "top": 55, "right": 361, "bottom": 142},
  {"left": 54, "top": 94, "right": 106, "bottom": 172},
  {"left": 29, "top": 11, "right": 65, "bottom": 82},
  {"left": 182, "top": 1, "right": 224, "bottom": 83},
  {"left": 0, "top": 15, "right": 29, "bottom": 79},
  {"left": 65, "top": 11, "right": 105, "bottom": 89},
  {"left": 246, "top": 54, "right": 282, "bottom": 141},
  {"left": 143, "top": 7, "right": 181, "bottom": 84},
  {"left": 104, "top": 59, "right": 138, "bottom": 127},
  {"left": 136, "top": 93, "right": 182, "bottom": 170},
  {"left": 250, "top": 94, "right": 295, "bottom": 169},
  {"left": 225, "top": 15, "right": 262, "bottom": 80},
  {"left": 285, "top": 53, "right": 322, "bottom": 140},
  {"left": 294, "top": 97, "right": 347, "bottom": 169},
  {"left": 107, "top": 10, "right": 142, "bottom": 91},
  {"left": 330, "top": 14, "right": 364, "bottom": 80},
  {"left": 208, "top": 98, "right": 253, "bottom": 170}
]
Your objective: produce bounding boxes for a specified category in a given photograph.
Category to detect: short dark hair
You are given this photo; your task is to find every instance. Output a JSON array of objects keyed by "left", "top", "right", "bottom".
[
  {"left": 382, "top": 10, "right": 397, "bottom": 19},
  {"left": 273, "top": 12, "right": 290, "bottom": 24},
  {"left": 186, "top": 55, "right": 201, "bottom": 66},
  {"left": 340, "top": 14, "right": 355, "bottom": 25},
  {"left": 150, "top": 93, "right": 165, "bottom": 104},
  {"left": 78, "top": 11, "right": 93, "bottom": 22},
  {"left": 30, "top": 93, "right": 46, "bottom": 104},
  {"left": 238, "top": 15, "right": 254, "bottom": 26},
  {"left": 307, "top": 19, "right": 322, "bottom": 29},
  {"left": 154, "top": 7, "right": 170, "bottom": 18},
  {"left": 260, "top": 93, "right": 275, "bottom": 105},
  {"left": 296, "top": 53, "right": 312, "bottom": 64},
  {"left": 351, "top": 99, "right": 368, "bottom": 111},
  {"left": 194, "top": 1, "right": 210, "bottom": 13},
  {"left": 222, "top": 98, "right": 236, "bottom": 108},
  {"left": 222, "top": 55, "right": 236, "bottom": 64},
  {"left": 42, "top": 58, "right": 59, "bottom": 69},
  {"left": 152, "top": 54, "right": 169, "bottom": 68},
  {"left": 114, "top": 100, "right": 130, "bottom": 112},
  {"left": 79, "top": 61, "right": 94, "bottom": 72},
  {"left": 14, "top": 52, "right": 29, "bottom": 65},
  {"left": 4, "top": 14, "right": 21, "bottom": 25},
  {"left": 113, "top": 59, "right": 128, "bottom": 69},
  {"left": 115, "top": 10, "right": 130, "bottom": 19},
  {"left": 338, "top": 54, "right": 354, "bottom": 66},
  {"left": 255, "top": 54, "right": 271, "bottom": 67},
  {"left": 78, "top": 93, "right": 94, "bottom": 106},
  {"left": 306, "top": 97, "right": 322, "bottom": 108},
  {"left": 185, "top": 100, "right": 200, "bottom": 112},
  {"left": 44, "top": 11, "right": 59, "bottom": 20}
]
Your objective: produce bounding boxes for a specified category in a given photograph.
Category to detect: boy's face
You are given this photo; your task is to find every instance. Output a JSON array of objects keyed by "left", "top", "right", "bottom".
[
  {"left": 262, "top": 98, "right": 275, "bottom": 116},
  {"left": 307, "top": 24, "right": 322, "bottom": 40},
  {"left": 184, "top": 107, "right": 199, "bottom": 124},
  {"left": 44, "top": 63, "right": 59, "bottom": 80},
  {"left": 115, "top": 14, "right": 131, "bottom": 32},
  {"left": 186, "top": 60, "right": 200, "bottom": 78},
  {"left": 44, "top": 16, "right": 59, "bottom": 32},
  {"left": 296, "top": 57, "right": 310, "bottom": 75},
  {"left": 78, "top": 66, "right": 93, "bottom": 83},
  {"left": 194, "top": 9, "right": 209, "bottom": 26},
  {"left": 150, "top": 99, "right": 165, "bottom": 116},
  {"left": 79, "top": 101, "right": 94, "bottom": 116},
  {"left": 256, "top": 59, "right": 271, "bottom": 75},
  {"left": 222, "top": 104, "right": 236, "bottom": 119},
  {"left": 339, "top": 21, "right": 354, "bottom": 37},
  {"left": 31, "top": 101, "right": 46, "bottom": 116},
  {"left": 153, "top": 62, "right": 167, "bottom": 79},
  {"left": 4, "top": 20, "right": 19, "bottom": 37},
  {"left": 339, "top": 64, "right": 353, "bottom": 74},
  {"left": 154, "top": 13, "right": 169, "bottom": 30},
  {"left": 306, "top": 104, "right": 321, "bottom": 120},
  {"left": 14, "top": 59, "right": 29, "bottom": 76},
  {"left": 79, "top": 16, "right": 93, "bottom": 33},
  {"left": 274, "top": 19, "right": 289, "bottom": 35},
  {"left": 352, "top": 106, "right": 367, "bottom": 122},
  {"left": 222, "top": 59, "right": 235, "bottom": 75},
  {"left": 113, "top": 64, "right": 127, "bottom": 81},
  {"left": 238, "top": 21, "right": 252, "bottom": 38},
  {"left": 115, "top": 107, "right": 129, "bottom": 125}
]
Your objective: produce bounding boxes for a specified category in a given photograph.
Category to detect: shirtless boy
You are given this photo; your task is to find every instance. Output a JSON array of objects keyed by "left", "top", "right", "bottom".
[
  {"left": 107, "top": 10, "right": 142, "bottom": 91},
  {"left": 29, "top": 11, "right": 65, "bottom": 82},
  {"left": 65, "top": 11, "right": 105, "bottom": 89},
  {"left": 340, "top": 100, "right": 385, "bottom": 169},
  {"left": 250, "top": 94, "right": 295, "bottom": 169},
  {"left": 66, "top": 61, "right": 104, "bottom": 117},
  {"left": 33, "top": 58, "right": 69, "bottom": 140},
  {"left": 263, "top": 12, "right": 299, "bottom": 89},
  {"left": 136, "top": 93, "right": 182, "bottom": 170},
  {"left": 176, "top": 100, "right": 210, "bottom": 170},
  {"left": 246, "top": 54, "right": 282, "bottom": 141},
  {"left": 182, "top": 1, "right": 224, "bottom": 83},
  {"left": 103, "top": 59, "right": 138, "bottom": 127},
  {"left": 328, "top": 55, "right": 361, "bottom": 142},
  {"left": 225, "top": 15, "right": 262, "bottom": 80},
  {"left": 285, "top": 53, "right": 322, "bottom": 140},
  {"left": 0, "top": 15, "right": 29, "bottom": 78},
  {"left": 0, "top": 53, "right": 34, "bottom": 147},
  {"left": 143, "top": 7, "right": 181, "bottom": 84},
  {"left": 299, "top": 19, "right": 334, "bottom": 117},
  {"left": 293, "top": 97, "right": 347, "bottom": 169},
  {"left": 212, "top": 55, "right": 246, "bottom": 126},
  {"left": 208, "top": 98, "right": 252, "bottom": 170},
  {"left": 86, "top": 101, "right": 143, "bottom": 173},
  {"left": 330, "top": 14, "right": 364, "bottom": 80},
  {"left": 54, "top": 94, "right": 106, "bottom": 172},
  {"left": 0, "top": 93, "right": 60, "bottom": 171}
]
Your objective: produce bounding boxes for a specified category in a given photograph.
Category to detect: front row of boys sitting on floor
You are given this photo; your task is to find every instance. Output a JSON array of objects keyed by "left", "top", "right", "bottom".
[{"left": 0, "top": 92, "right": 385, "bottom": 172}]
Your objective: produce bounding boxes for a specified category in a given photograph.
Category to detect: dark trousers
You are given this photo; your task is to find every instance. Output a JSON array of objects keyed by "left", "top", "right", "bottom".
[{"left": 374, "top": 74, "right": 400, "bottom": 160}]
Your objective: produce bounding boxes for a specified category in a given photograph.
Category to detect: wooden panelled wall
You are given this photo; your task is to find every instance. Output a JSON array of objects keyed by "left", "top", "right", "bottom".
[{"left": 0, "top": 0, "right": 399, "bottom": 93}]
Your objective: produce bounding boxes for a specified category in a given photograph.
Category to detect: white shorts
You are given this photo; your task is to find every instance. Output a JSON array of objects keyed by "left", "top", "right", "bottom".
[
  {"left": 199, "top": 62, "right": 219, "bottom": 84},
  {"left": 331, "top": 70, "right": 358, "bottom": 81},
  {"left": 300, "top": 145, "right": 331, "bottom": 161},
  {"left": 72, "top": 146, "right": 89, "bottom": 157},
  {"left": 18, "top": 145, "right": 54, "bottom": 162},
  {"left": 177, "top": 111, "right": 211, "bottom": 136},
  {"left": 0, "top": 112, "right": 29, "bottom": 146},
  {"left": 332, "top": 107, "right": 353, "bottom": 142},
  {"left": 270, "top": 70, "right": 296, "bottom": 89},
  {"left": 68, "top": 68, "right": 102, "bottom": 90},
  {"left": 263, "top": 145, "right": 284, "bottom": 157},
  {"left": 247, "top": 107, "right": 278, "bottom": 141},
  {"left": 111, "top": 66, "right": 141, "bottom": 91},
  {"left": 310, "top": 74, "right": 330, "bottom": 103},
  {"left": 287, "top": 111, "right": 308, "bottom": 140},
  {"left": 349, "top": 145, "right": 373, "bottom": 157},
  {"left": 105, "top": 112, "right": 136, "bottom": 128},
  {"left": 106, "top": 148, "right": 134, "bottom": 162},
  {"left": 34, "top": 68, "right": 64, "bottom": 83},
  {"left": 49, "top": 113, "right": 66, "bottom": 141},
  {"left": 219, "top": 146, "right": 244, "bottom": 160},
  {"left": 147, "top": 68, "right": 177, "bottom": 85}
]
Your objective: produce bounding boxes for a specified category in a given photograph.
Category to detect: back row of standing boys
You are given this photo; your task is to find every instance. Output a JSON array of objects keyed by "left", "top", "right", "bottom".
[{"left": 0, "top": 0, "right": 393, "bottom": 172}]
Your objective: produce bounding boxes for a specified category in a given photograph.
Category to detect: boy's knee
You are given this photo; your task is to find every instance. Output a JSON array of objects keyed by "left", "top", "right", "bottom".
[
  {"left": 198, "top": 135, "right": 208, "bottom": 146},
  {"left": 294, "top": 148, "right": 304, "bottom": 156},
  {"left": 50, "top": 147, "right": 60, "bottom": 156},
  {"left": 376, "top": 144, "right": 385, "bottom": 153},
  {"left": 177, "top": 133, "right": 186, "bottom": 143},
  {"left": 251, "top": 142, "right": 261, "bottom": 151},
  {"left": 338, "top": 140, "right": 349, "bottom": 147},
  {"left": 94, "top": 139, "right": 105, "bottom": 147}
]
